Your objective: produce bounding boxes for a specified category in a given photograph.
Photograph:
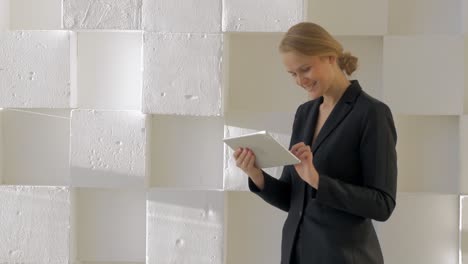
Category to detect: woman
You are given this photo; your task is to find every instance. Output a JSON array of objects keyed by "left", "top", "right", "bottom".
[{"left": 233, "top": 22, "right": 397, "bottom": 264}]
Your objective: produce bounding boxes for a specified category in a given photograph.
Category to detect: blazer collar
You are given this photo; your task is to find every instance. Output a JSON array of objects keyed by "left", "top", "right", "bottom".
[{"left": 303, "top": 79, "right": 362, "bottom": 153}]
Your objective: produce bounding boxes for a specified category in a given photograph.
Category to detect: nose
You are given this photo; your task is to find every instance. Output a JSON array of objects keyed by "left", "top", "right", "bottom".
[{"left": 296, "top": 74, "right": 309, "bottom": 87}]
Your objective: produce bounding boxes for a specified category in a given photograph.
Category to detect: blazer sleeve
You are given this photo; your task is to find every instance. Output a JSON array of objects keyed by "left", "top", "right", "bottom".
[
  {"left": 247, "top": 105, "right": 304, "bottom": 212},
  {"left": 315, "top": 102, "right": 398, "bottom": 222}
]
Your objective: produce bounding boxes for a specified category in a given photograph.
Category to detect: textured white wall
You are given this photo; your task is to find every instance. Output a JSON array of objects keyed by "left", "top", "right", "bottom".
[{"left": 0, "top": 0, "right": 467, "bottom": 263}]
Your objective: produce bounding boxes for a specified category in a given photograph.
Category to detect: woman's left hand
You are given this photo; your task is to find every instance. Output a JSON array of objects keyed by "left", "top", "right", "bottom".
[{"left": 290, "top": 142, "right": 320, "bottom": 189}]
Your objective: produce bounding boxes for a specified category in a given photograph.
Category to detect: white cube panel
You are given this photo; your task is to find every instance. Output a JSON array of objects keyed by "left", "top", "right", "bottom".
[
  {"left": 70, "top": 110, "right": 149, "bottom": 188},
  {"left": 462, "top": 116, "right": 468, "bottom": 193},
  {"left": 76, "top": 32, "right": 142, "bottom": 110},
  {"left": 227, "top": 191, "right": 287, "bottom": 264},
  {"left": 383, "top": 36, "right": 464, "bottom": 115},
  {"left": 223, "top": 126, "right": 292, "bottom": 190},
  {"left": 307, "top": 0, "right": 388, "bottom": 35},
  {"left": 2, "top": 109, "right": 71, "bottom": 185},
  {"left": 0, "top": 31, "right": 76, "bottom": 108},
  {"left": 0, "top": 0, "right": 9, "bottom": 31},
  {"left": 143, "top": 33, "right": 223, "bottom": 116},
  {"left": 395, "top": 115, "right": 459, "bottom": 193},
  {"left": 461, "top": 196, "right": 468, "bottom": 263},
  {"left": 150, "top": 115, "right": 224, "bottom": 189},
  {"left": 0, "top": 108, "right": 3, "bottom": 184},
  {"left": 0, "top": 186, "right": 70, "bottom": 263},
  {"left": 388, "top": 0, "right": 461, "bottom": 34},
  {"left": 75, "top": 188, "right": 146, "bottom": 262},
  {"left": 10, "top": 0, "right": 62, "bottom": 30},
  {"left": 227, "top": 33, "right": 305, "bottom": 113},
  {"left": 62, "top": 0, "right": 142, "bottom": 30},
  {"left": 142, "top": 0, "right": 221, "bottom": 33},
  {"left": 147, "top": 189, "right": 225, "bottom": 264},
  {"left": 222, "top": 0, "right": 303, "bottom": 32},
  {"left": 376, "top": 193, "right": 458, "bottom": 264}
]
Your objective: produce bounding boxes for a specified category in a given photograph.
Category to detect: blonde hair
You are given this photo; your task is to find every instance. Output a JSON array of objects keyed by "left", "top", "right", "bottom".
[{"left": 279, "top": 22, "right": 358, "bottom": 76}]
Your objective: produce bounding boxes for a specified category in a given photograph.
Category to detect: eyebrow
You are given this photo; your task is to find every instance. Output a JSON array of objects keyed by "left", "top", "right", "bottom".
[{"left": 287, "top": 64, "right": 309, "bottom": 74}]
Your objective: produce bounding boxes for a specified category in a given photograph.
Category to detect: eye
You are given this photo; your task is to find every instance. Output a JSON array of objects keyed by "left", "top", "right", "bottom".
[
  {"left": 300, "top": 67, "right": 311, "bottom": 73},
  {"left": 289, "top": 72, "right": 297, "bottom": 77}
]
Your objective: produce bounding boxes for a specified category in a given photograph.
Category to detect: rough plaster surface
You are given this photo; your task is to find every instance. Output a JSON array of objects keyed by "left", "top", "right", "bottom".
[
  {"left": 143, "top": 33, "right": 223, "bottom": 116},
  {"left": 147, "top": 190, "right": 224, "bottom": 264},
  {"left": 222, "top": 0, "right": 303, "bottom": 32},
  {"left": 0, "top": 186, "right": 70, "bottom": 263},
  {"left": 63, "top": 0, "right": 142, "bottom": 30},
  {"left": 70, "top": 110, "right": 148, "bottom": 188},
  {"left": 143, "top": 0, "right": 221, "bottom": 32},
  {"left": 0, "top": 31, "right": 74, "bottom": 108}
]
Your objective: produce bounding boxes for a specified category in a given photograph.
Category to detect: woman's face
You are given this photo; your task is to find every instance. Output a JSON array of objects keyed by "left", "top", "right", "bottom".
[{"left": 281, "top": 51, "right": 336, "bottom": 100}]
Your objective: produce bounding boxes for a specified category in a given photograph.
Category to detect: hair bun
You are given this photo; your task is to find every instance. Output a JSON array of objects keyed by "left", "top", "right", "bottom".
[{"left": 338, "top": 52, "right": 358, "bottom": 76}]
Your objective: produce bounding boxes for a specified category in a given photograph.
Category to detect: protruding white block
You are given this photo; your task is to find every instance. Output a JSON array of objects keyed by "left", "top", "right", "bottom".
[
  {"left": 0, "top": 109, "right": 3, "bottom": 184},
  {"left": 0, "top": 186, "right": 70, "bottom": 263},
  {"left": 461, "top": 116, "right": 468, "bottom": 193},
  {"left": 62, "top": 0, "right": 142, "bottom": 30},
  {"left": 0, "top": 0, "right": 9, "bottom": 31},
  {"left": 227, "top": 33, "right": 305, "bottom": 113},
  {"left": 75, "top": 188, "right": 146, "bottom": 262},
  {"left": 0, "top": 31, "right": 76, "bottom": 108},
  {"left": 388, "top": 0, "right": 461, "bottom": 34},
  {"left": 227, "top": 191, "right": 286, "bottom": 263},
  {"left": 375, "top": 193, "right": 458, "bottom": 264},
  {"left": 222, "top": 0, "right": 303, "bottom": 32},
  {"left": 383, "top": 36, "right": 464, "bottom": 115},
  {"left": 147, "top": 189, "right": 225, "bottom": 264},
  {"left": 150, "top": 115, "right": 223, "bottom": 188},
  {"left": 395, "top": 115, "right": 459, "bottom": 193},
  {"left": 308, "top": 0, "right": 388, "bottom": 35},
  {"left": 70, "top": 110, "right": 149, "bottom": 188},
  {"left": 143, "top": 33, "right": 223, "bottom": 116},
  {"left": 10, "top": 0, "right": 62, "bottom": 30},
  {"left": 76, "top": 32, "right": 142, "bottom": 110},
  {"left": 223, "top": 126, "right": 292, "bottom": 190},
  {"left": 2, "top": 109, "right": 71, "bottom": 185},
  {"left": 461, "top": 196, "right": 468, "bottom": 263},
  {"left": 142, "top": 0, "right": 221, "bottom": 32}
]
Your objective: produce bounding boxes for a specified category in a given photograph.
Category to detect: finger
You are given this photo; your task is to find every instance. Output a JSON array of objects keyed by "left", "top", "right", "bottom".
[
  {"left": 247, "top": 151, "right": 256, "bottom": 168},
  {"left": 233, "top": 147, "right": 243, "bottom": 158},
  {"left": 290, "top": 142, "right": 305, "bottom": 153},
  {"left": 236, "top": 148, "right": 248, "bottom": 167},
  {"left": 241, "top": 150, "right": 252, "bottom": 168}
]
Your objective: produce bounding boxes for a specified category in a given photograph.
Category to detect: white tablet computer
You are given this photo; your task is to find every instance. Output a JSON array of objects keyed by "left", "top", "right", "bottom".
[{"left": 223, "top": 130, "right": 300, "bottom": 169}]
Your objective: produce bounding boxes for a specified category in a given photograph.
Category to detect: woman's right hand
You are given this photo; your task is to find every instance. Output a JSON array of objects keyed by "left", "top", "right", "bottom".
[{"left": 233, "top": 148, "right": 264, "bottom": 187}]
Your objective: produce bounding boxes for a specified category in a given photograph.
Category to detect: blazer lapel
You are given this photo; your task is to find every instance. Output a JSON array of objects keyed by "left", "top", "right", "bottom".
[{"left": 309, "top": 80, "right": 362, "bottom": 153}]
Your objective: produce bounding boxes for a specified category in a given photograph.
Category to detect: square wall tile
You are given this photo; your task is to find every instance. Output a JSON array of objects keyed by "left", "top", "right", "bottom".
[
  {"left": 143, "top": 33, "right": 223, "bottom": 116},
  {"left": 10, "top": 0, "right": 62, "bottom": 30},
  {"left": 0, "top": 31, "right": 76, "bottom": 108},
  {"left": 222, "top": 0, "right": 303, "bottom": 32},
  {"left": 76, "top": 32, "right": 142, "bottom": 110},
  {"left": 383, "top": 36, "right": 464, "bottom": 115},
  {"left": 147, "top": 189, "right": 225, "bottom": 264},
  {"left": 0, "top": 186, "right": 70, "bottom": 263},
  {"left": 394, "top": 115, "right": 459, "bottom": 193},
  {"left": 150, "top": 115, "right": 224, "bottom": 189},
  {"left": 375, "top": 193, "right": 458, "bottom": 264},
  {"left": 307, "top": 0, "right": 388, "bottom": 35},
  {"left": 142, "top": 0, "right": 221, "bottom": 33},
  {"left": 70, "top": 110, "right": 149, "bottom": 188},
  {"left": 2, "top": 109, "right": 71, "bottom": 186},
  {"left": 62, "top": 0, "right": 142, "bottom": 30},
  {"left": 226, "top": 191, "right": 287, "bottom": 264},
  {"left": 388, "top": 0, "right": 461, "bottom": 34},
  {"left": 74, "top": 188, "right": 146, "bottom": 263}
]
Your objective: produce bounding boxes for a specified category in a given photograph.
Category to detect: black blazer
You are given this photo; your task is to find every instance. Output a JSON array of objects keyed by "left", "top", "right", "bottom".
[{"left": 248, "top": 80, "right": 397, "bottom": 264}]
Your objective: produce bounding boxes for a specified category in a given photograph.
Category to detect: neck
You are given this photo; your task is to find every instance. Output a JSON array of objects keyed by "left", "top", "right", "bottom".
[{"left": 322, "top": 72, "right": 351, "bottom": 108}]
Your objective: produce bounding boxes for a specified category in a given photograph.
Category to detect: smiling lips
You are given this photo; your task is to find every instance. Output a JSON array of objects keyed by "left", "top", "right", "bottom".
[{"left": 305, "top": 81, "right": 318, "bottom": 91}]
